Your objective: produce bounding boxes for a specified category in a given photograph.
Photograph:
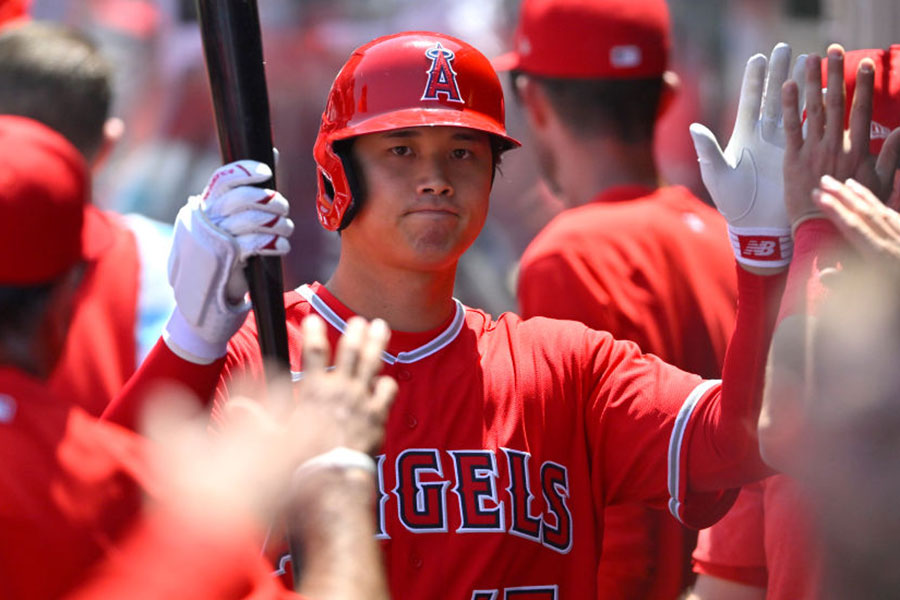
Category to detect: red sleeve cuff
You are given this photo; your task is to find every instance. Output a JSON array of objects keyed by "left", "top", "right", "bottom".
[{"left": 693, "top": 558, "right": 769, "bottom": 588}]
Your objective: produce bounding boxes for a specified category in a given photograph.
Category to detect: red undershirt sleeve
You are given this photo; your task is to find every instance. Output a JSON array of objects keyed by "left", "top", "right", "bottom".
[
  {"left": 101, "top": 339, "right": 225, "bottom": 431},
  {"left": 667, "top": 266, "right": 785, "bottom": 528}
]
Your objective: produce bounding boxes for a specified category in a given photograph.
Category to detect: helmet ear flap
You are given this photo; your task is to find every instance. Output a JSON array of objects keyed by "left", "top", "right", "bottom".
[{"left": 314, "top": 139, "right": 353, "bottom": 231}]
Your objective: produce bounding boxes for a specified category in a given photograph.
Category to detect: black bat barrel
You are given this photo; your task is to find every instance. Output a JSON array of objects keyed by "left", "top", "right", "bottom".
[{"left": 195, "top": 0, "right": 290, "bottom": 370}]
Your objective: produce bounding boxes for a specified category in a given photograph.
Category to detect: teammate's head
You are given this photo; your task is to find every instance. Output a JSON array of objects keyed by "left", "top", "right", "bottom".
[
  {"left": 0, "top": 115, "right": 89, "bottom": 374},
  {"left": 0, "top": 21, "right": 113, "bottom": 162},
  {"left": 494, "top": 0, "right": 674, "bottom": 185},
  {"left": 313, "top": 31, "right": 520, "bottom": 231},
  {"left": 824, "top": 45, "right": 900, "bottom": 156}
]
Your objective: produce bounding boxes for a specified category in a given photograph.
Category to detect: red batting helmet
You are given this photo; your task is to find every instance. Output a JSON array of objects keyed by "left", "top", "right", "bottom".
[{"left": 313, "top": 31, "right": 521, "bottom": 231}]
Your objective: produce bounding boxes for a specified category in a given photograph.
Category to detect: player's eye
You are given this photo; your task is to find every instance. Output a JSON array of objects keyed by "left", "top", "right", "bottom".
[
  {"left": 451, "top": 148, "right": 473, "bottom": 159},
  {"left": 390, "top": 145, "right": 413, "bottom": 157}
]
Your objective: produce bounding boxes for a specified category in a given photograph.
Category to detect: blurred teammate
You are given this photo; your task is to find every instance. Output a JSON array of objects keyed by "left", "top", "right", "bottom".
[
  {"left": 0, "top": 115, "right": 396, "bottom": 599},
  {"left": 103, "top": 30, "right": 819, "bottom": 598},
  {"left": 494, "top": 0, "right": 737, "bottom": 595},
  {"left": 0, "top": 21, "right": 175, "bottom": 415},
  {"left": 689, "top": 44, "right": 900, "bottom": 600}
]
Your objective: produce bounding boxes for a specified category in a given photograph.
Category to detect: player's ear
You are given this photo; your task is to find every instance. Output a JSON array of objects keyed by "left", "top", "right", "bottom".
[
  {"left": 92, "top": 117, "right": 125, "bottom": 172},
  {"left": 657, "top": 70, "right": 681, "bottom": 121},
  {"left": 516, "top": 75, "right": 551, "bottom": 130}
]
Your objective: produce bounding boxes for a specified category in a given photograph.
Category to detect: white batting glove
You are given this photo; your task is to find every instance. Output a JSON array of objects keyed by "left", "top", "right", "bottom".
[
  {"left": 689, "top": 43, "right": 806, "bottom": 268},
  {"left": 164, "top": 160, "right": 294, "bottom": 364}
]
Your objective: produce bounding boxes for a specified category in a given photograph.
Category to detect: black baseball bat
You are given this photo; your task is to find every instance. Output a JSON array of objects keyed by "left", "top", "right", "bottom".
[{"left": 195, "top": 0, "right": 290, "bottom": 371}]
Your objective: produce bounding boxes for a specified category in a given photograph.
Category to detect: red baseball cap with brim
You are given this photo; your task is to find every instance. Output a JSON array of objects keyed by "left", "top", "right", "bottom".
[
  {"left": 493, "top": 0, "right": 670, "bottom": 79},
  {"left": 825, "top": 46, "right": 900, "bottom": 156},
  {"left": 0, "top": 115, "right": 89, "bottom": 284}
]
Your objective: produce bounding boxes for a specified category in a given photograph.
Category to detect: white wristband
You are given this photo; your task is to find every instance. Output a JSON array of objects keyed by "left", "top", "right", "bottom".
[
  {"left": 294, "top": 447, "right": 376, "bottom": 478},
  {"left": 728, "top": 225, "right": 793, "bottom": 268}
]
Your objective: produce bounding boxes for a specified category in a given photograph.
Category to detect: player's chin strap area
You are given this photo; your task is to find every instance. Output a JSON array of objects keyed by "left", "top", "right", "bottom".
[
  {"left": 667, "top": 379, "right": 721, "bottom": 524},
  {"left": 295, "top": 284, "right": 466, "bottom": 367}
]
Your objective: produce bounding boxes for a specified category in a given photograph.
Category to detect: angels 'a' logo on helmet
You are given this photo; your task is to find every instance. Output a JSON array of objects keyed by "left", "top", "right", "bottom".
[{"left": 421, "top": 43, "right": 464, "bottom": 103}]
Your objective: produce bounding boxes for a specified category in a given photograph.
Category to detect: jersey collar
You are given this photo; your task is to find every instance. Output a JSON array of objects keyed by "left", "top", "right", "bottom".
[{"left": 296, "top": 283, "right": 466, "bottom": 366}]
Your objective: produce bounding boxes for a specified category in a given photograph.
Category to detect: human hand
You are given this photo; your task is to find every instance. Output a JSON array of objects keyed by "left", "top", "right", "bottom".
[
  {"left": 164, "top": 160, "right": 294, "bottom": 363},
  {"left": 144, "top": 315, "right": 396, "bottom": 528},
  {"left": 815, "top": 175, "right": 900, "bottom": 273},
  {"left": 782, "top": 45, "right": 900, "bottom": 231},
  {"left": 690, "top": 43, "right": 805, "bottom": 270}
]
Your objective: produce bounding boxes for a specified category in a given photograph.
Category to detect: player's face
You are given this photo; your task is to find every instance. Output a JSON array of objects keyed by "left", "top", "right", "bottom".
[{"left": 343, "top": 126, "right": 493, "bottom": 271}]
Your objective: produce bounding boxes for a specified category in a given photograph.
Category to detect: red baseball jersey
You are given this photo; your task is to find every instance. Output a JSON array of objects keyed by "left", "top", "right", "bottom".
[
  {"left": 50, "top": 206, "right": 174, "bottom": 416},
  {"left": 518, "top": 185, "right": 737, "bottom": 380},
  {"left": 518, "top": 184, "right": 738, "bottom": 598},
  {"left": 193, "top": 274, "right": 772, "bottom": 600},
  {"left": 692, "top": 475, "right": 822, "bottom": 599},
  {"left": 0, "top": 366, "right": 149, "bottom": 598}
]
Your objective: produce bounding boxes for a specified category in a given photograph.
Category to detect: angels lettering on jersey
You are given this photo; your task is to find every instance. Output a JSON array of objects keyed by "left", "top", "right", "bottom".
[
  {"left": 271, "top": 447, "right": 572, "bottom": 575},
  {"left": 422, "top": 42, "right": 464, "bottom": 103}
]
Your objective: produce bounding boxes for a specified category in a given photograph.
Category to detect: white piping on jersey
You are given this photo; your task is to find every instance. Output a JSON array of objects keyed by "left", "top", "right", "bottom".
[
  {"left": 293, "top": 284, "right": 466, "bottom": 375},
  {"left": 667, "top": 379, "right": 721, "bottom": 524},
  {"left": 291, "top": 365, "right": 335, "bottom": 382}
]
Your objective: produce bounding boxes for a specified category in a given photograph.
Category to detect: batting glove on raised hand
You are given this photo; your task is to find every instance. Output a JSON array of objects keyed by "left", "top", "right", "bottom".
[
  {"left": 690, "top": 43, "right": 806, "bottom": 268},
  {"left": 164, "top": 160, "right": 294, "bottom": 364}
]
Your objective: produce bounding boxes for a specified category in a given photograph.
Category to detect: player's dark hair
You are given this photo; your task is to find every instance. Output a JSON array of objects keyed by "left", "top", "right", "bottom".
[
  {"left": 0, "top": 283, "right": 55, "bottom": 340},
  {"left": 333, "top": 136, "right": 506, "bottom": 232},
  {"left": 0, "top": 22, "right": 112, "bottom": 161},
  {"left": 510, "top": 71, "right": 663, "bottom": 144}
]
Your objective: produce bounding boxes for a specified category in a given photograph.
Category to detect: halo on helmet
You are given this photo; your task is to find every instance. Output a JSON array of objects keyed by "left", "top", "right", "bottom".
[{"left": 313, "top": 31, "right": 521, "bottom": 232}]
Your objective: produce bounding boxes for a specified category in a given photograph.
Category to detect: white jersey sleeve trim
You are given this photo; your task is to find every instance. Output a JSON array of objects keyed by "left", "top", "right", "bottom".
[
  {"left": 667, "top": 378, "right": 721, "bottom": 524},
  {"left": 296, "top": 284, "right": 465, "bottom": 366}
]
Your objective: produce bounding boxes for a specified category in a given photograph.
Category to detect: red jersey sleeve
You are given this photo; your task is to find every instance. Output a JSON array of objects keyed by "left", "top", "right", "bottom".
[{"left": 692, "top": 482, "right": 768, "bottom": 588}]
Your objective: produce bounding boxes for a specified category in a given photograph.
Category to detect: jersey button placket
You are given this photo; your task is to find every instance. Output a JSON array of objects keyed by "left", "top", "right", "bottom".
[{"left": 396, "top": 368, "right": 412, "bottom": 381}]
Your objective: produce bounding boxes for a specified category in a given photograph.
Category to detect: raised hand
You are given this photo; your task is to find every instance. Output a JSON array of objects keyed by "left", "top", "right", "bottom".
[
  {"left": 690, "top": 43, "right": 806, "bottom": 270},
  {"left": 782, "top": 45, "right": 900, "bottom": 231}
]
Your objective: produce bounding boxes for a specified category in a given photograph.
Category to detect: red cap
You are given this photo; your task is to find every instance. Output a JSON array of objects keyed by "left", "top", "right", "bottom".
[
  {"left": 0, "top": 0, "right": 30, "bottom": 29},
  {"left": 824, "top": 46, "right": 900, "bottom": 155},
  {"left": 493, "top": 0, "right": 670, "bottom": 79},
  {"left": 0, "top": 116, "right": 89, "bottom": 284}
]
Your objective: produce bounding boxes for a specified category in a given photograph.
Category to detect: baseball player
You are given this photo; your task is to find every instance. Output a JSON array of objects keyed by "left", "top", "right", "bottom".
[
  {"left": 0, "top": 21, "right": 176, "bottom": 416},
  {"left": 494, "top": 0, "right": 737, "bottom": 595},
  {"left": 689, "top": 44, "right": 900, "bottom": 600},
  {"left": 107, "top": 31, "right": 808, "bottom": 598}
]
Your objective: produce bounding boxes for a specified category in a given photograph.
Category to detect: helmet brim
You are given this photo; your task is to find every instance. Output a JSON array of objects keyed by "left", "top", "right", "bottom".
[{"left": 332, "top": 107, "right": 521, "bottom": 151}]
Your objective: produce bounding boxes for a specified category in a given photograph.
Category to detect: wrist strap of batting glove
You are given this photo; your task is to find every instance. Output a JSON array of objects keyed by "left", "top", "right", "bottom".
[{"left": 728, "top": 225, "right": 793, "bottom": 268}]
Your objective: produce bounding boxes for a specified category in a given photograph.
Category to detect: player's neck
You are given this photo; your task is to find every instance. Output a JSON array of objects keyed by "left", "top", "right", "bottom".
[
  {"left": 325, "top": 253, "right": 458, "bottom": 333},
  {"left": 556, "top": 137, "right": 659, "bottom": 208}
]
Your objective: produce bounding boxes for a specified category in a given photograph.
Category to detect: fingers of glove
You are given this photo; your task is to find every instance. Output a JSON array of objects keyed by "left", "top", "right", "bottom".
[
  {"left": 848, "top": 59, "right": 875, "bottom": 165},
  {"left": 690, "top": 123, "right": 730, "bottom": 170},
  {"left": 824, "top": 45, "right": 846, "bottom": 151},
  {"left": 733, "top": 53, "right": 768, "bottom": 140},
  {"left": 202, "top": 160, "right": 273, "bottom": 202},
  {"left": 762, "top": 43, "right": 792, "bottom": 140},
  {"left": 236, "top": 233, "right": 291, "bottom": 262},
  {"left": 205, "top": 187, "right": 289, "bottom": 222},
  {"left": 792, "top": 54, "right": 808, "bottom": 117},
  {"left": 875, "top": 128, "right": 900, "bottom": 198},
  {"left": 782, "top": 80, "right": 804, "bottom": 153},
  {"left": 805, "top": 54, "right": 825, "bottom": 140},
  {"left": 218, "top": 210, "right": 294, "bottom": 238}
]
